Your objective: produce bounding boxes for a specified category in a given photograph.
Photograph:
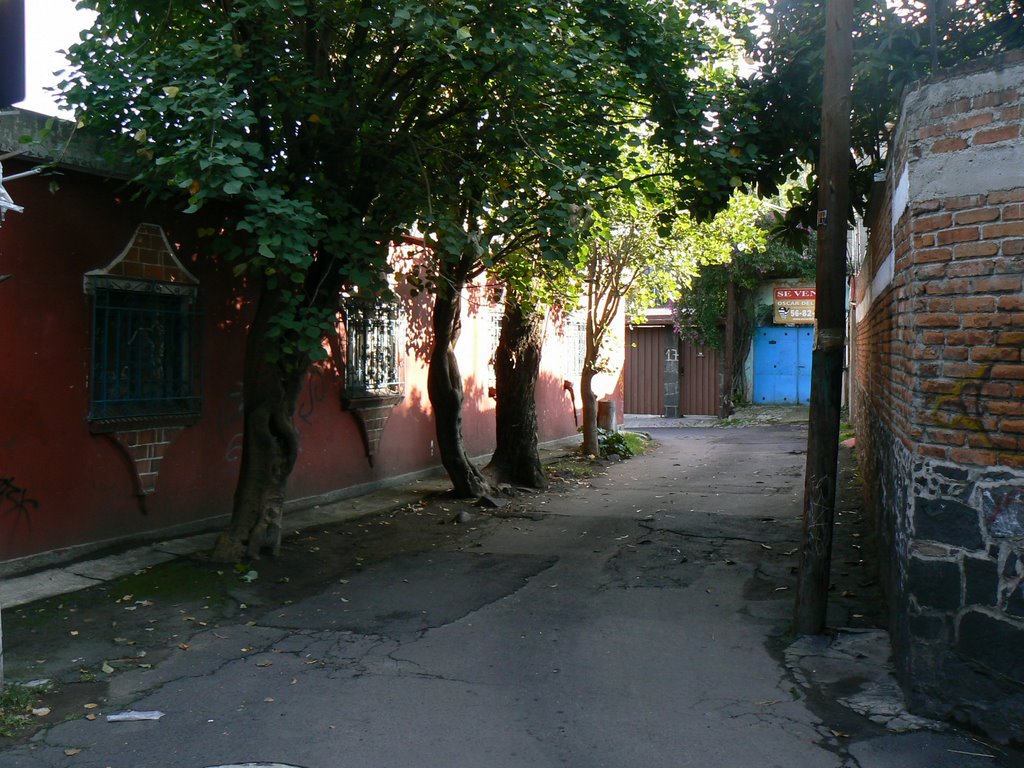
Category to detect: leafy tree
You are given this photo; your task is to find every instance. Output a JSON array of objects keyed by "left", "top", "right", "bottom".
[
  {"left": 406, "top": 0, "right": 763, "bottom": 492},
  {"left": 578, "top": 197, "right": 676, "bottom": 457},
  {"left": 674, "top": 207, "right": 815, "bottom": 404},
  {"left": 61, "top": 0, "right": 641, "bottom": 557},
  {"left": 62, "top": 0, "right": 766, "bottom": 555},
  {"left": 747, "top": 0, "right": 1024, "bottom": 241},
  {"left": 574, "top": 187, "right": 768, "bottom": 455},
  {"left": 487, "top": 250, "right": 581, "bottom": 490}
]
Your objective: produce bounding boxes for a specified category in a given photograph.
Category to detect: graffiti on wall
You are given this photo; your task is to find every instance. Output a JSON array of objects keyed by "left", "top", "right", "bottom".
[
  {"left": 931, "top": 362, "right": 992, "bottom": 444},
  {"left": 1, "top": 476, "right": 39, "bottom": 528},
  {"left": 929, "top": 355, "right": 1024, "bottom": 465}
]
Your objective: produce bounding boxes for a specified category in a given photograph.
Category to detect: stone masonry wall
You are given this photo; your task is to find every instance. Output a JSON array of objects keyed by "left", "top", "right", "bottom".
[{"left": 855, "top": 51, "right": 1024, "bottom": 743}]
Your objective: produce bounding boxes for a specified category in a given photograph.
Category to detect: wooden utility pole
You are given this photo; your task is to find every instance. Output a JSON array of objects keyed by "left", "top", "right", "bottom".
[
  {"left": 793, "top": 0, "right": 854, "bottom": 635},
  {"left": 722, "top": 273, "right": 736, "bottom": 417}
]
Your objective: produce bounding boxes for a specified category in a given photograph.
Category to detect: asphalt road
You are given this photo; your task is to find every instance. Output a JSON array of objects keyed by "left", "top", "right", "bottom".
[{"left": 1, "top": 425, "right": 1018, "bottom": 768}]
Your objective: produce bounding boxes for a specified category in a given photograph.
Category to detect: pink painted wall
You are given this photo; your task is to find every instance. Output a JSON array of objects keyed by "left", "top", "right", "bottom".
[{"left": 0, "top": 161, "right": 603, "bottom": 564}]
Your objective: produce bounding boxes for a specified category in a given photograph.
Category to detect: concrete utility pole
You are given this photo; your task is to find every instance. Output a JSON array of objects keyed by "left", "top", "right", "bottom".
[{"left": 794, "top": 0, "right": 854, "bottom": 635}]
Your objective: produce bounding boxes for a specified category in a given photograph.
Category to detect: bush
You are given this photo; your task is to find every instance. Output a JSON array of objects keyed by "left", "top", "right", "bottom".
[{"left": 598, "top": 428, "right": 649, "bottom": 458}]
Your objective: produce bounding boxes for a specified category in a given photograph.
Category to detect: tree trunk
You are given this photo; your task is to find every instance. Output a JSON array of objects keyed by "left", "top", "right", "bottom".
[
  {"left": 580, "top": 365, "right": 600, "bottom": 457},
  {"left": 579, "top": 311, "right": 601, "bottom": 456},
  {"left": 428, "top": 279, "right": 491, "bottom": 498},
  {"left": 212, "top": 288, "right": 307, "bottom": 562},
  {"left": 488, "top": 299, "right": 547, "bottom": 488}
]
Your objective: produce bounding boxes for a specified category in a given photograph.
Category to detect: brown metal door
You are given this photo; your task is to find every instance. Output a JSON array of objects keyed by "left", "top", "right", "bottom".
[
  {"left": 625, "top": 326, "right": 665, "bottom": 414},
  {"left": 679, "top": 339, "right": 720, "bottom": 415}
]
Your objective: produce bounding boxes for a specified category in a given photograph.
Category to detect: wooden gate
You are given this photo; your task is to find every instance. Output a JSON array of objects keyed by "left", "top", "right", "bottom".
[
  {"left": 624, "top": 325, "right": 665, "bottom": 414},
  {"left": 679, "top": 339, "right": 720, "bottom": 416}
]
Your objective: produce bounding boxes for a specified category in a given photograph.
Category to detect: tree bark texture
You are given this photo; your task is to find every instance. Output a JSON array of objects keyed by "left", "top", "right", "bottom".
[
  {"left": 488, "top": 300, "right": 547, "bottom": 489},
  {"left": 212, "top": 289, "right": 307, "bottom": 562},
  {"left": 579, "top": 314, "right": 601, "bottom": 457},
  {"left": 428, "top": 281, "right": 491, "bottom": 498},
  {"left": 794, "top": 0, "right": 854, "bottom": 635}
]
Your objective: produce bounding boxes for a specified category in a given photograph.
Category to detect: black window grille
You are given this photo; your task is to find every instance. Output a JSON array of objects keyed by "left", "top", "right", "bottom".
[
  {"left": 565, "top": 318, "right": 586, "bottom": 380},
  {"left": 88, "top": 277, "right": 201, "bottom": 426},
  {"left": 341, "top": 299, "right": 403, "bottom": 396}
]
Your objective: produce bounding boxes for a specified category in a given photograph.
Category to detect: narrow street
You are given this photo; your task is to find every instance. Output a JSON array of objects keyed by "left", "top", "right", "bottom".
[{"left": 0, "top": 424, "right": 1017, "bottom": 767}]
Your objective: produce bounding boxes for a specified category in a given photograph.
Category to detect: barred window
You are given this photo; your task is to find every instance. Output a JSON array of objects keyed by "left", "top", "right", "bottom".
[
  {"left": 87, "top": 277, "right": 201, "bottom": 427},
  {"left": 563, "top": 318, "right": 586, "bottom": 380},
  {"left": 341, "top": 299, "right": 404, "bottom": 396}
]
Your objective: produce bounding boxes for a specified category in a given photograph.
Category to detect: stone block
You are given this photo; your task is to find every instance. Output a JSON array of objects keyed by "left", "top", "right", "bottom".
[
  {"left": 1007, "top": 583, "right": 1024, "bottom": 618},
  {"left": 908, "top": 557, "right": 962, "bottom": 612},
  {"left": 1003, "top": 551, "right": 1020, "bottom": 578},
  {"left": 981, "top": 485, "right": 1024, "bottom": 537},
  {"left": 933, "top": 465, "right": 969, "bottom": 482},
  {"left": 908, "top": 612, "right": 949, "bottom": 642},
  {"left": 913, "top": 496, "right": 983, "bottom": 549},
  {"left": 963, "top": 556, "right": 1000, "bottom": 607},
  {"left": 956, "top": 610, "right": 1024, "bottom": 681}
]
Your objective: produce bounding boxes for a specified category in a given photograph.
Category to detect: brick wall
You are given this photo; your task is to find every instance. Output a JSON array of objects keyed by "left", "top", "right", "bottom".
[
  {"left": 87, "top": 224, "right": 200, "bottom": 498},
  {"left": 98, "top": 222, "right": 198, "bottom": 284},
  {"left": 854, "top": 51, "right": 1024, "bottom": 743}
]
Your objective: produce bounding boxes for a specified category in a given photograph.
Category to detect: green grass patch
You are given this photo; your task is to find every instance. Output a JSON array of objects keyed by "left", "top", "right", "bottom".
[
  {"left": 110, "top": 559, "right": 235, "bottom": 605},
  {"left": 0, "top": 684, "right": 39, "bottom": 737},
  {"left": 596, "top": 428, "right": 651, "bottom": 458},
  {"left": 547, "top": 457, "right": 598, "bottom": 479},
  {"left": 619, "top": 430, "right": 652, "bottom": 456}
]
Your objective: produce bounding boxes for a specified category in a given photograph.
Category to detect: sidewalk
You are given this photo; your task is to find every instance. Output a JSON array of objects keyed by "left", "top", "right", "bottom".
[
  {"left": 0, "top": 440, "right": 579, "bottom": 610},
  {"left": 0, "top": 406, "right": 797, "bottom": 608},
  {"left": 2, "top": 417, "right": 1020, "bottom": 767}
]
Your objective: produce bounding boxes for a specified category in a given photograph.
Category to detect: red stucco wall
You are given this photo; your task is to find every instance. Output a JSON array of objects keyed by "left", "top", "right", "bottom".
[{"left": 0, "top": 161, "right": 595, "bottom": 564}]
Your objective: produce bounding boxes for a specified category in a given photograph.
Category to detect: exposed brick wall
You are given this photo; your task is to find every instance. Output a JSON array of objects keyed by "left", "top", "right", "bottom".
[
  {"left": 93, "top": 222, "right": 198, "bottom": 285},
  {"left": 86, "top": 224, "right": 198, "bottom": 502},
  {"left": 854, "top": 52, "right": 1024, "bottom": 743},
  {"left": 111, "top": 427, "right": 183, "bottom": 496}
]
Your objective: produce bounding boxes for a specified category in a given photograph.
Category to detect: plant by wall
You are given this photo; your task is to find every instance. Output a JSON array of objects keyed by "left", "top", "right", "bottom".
[{"left": 675, "top": 233, "right": 815, "bottom": 402}]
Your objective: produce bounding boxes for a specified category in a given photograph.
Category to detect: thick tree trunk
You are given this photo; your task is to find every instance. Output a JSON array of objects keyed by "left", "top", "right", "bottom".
[
  {"left": 428, "top": 281, "right": 491, "bottom": 498},
  {"left": 488, "top": 300, "right": 547, "bottom": 489},
  {"left": 579, "top": 365, "right": 600, "bottom": 457},
  {"left": 212, "top": 289, "right": 307, "bottom": 562}
]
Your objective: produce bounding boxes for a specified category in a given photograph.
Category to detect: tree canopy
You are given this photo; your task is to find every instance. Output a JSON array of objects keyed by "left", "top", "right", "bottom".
[
  {"left": 747, "top": 0, "right": 1024, "bottom": 241},
  {"left": 61, "top": 0, "right": 767, "bottom": 555}
]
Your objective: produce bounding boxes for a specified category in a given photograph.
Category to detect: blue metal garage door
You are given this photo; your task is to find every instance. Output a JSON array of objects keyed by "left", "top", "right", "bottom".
[{"left": 753, "top": 327, "right": 814, "bottom": 404}]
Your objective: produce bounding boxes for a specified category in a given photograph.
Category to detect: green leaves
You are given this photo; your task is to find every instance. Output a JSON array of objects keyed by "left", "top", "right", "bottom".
[{"left": 62, "top": 0, "right": 761, "bottom": 365}]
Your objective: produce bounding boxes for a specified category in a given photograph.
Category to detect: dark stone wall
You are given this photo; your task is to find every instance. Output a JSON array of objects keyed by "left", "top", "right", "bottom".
[{"left": 854, "top": 52, "right": 1024, "bottom": 745}]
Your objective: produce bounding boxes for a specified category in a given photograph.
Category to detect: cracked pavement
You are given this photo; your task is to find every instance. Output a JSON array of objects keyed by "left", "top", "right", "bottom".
[{"left": 1, "top": 424, "right": 1021, "bottom": 767}]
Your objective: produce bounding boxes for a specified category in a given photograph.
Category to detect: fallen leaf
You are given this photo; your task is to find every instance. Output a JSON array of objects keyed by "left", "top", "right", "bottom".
[
  {"left": 178, "top": 643, "right": 190, "bottom": 651},
  {"left": 84, "top": 703, "right": 98, "bottom": 709},
  {"left": 31, "top": 707, "right": 51, "bottom": 717},
  {"left": 64, "top": 748, "right": 82, "bottom": 756},
  {"left": 101, "top": 662, "right": 114, "bottom": 674},
  {"left": 85, "top": 714, "right": 97, "bottom": 721},
  {"left": 255, "top": 660, "right": 273, "bottom": 668},
  {"left": 263, "top": 697, "right": 275, "bottom": 702}
]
